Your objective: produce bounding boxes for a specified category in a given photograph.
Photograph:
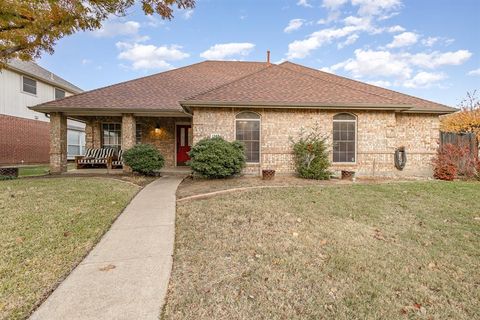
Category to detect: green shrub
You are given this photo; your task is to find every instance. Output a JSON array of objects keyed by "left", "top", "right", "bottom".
[
  {"left": 291, "top": 124, "right": 331, "bottom": 180},
  {"left": 123, "top": 144, "right": 165, "bottom": 176},
  {"left": 188, "top": 137, "right": 246, "bottom": 178}
]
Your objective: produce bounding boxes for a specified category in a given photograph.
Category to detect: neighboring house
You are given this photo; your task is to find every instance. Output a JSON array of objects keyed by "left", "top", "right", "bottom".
[
  {"left": 30, "top": 60, "right": 456, "bottom": 176},
  {"left": 0, "top": 60, "right": 84, "bottom": 165}
]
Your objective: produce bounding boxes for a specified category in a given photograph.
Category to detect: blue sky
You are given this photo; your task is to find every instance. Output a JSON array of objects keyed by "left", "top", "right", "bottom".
[{"left": 39, "top": 0, "right": 480, "bottom": 106}]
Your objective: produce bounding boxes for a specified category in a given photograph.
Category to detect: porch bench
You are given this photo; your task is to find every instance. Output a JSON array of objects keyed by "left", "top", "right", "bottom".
[
  {"left": 75, "top": 148, "right": 115, "bottom": 169},
  {"left": 110, "top": 149, "right": 124, "bottom": 168}
]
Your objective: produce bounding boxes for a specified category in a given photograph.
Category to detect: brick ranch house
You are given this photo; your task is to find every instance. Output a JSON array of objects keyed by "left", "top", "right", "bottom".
[{"left": 30, "top": 60, "right": 456, "bottom": 177}]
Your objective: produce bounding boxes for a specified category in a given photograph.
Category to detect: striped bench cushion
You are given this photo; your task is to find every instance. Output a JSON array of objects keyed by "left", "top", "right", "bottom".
[
  {"left": 112, "top": 150, "right": 124, "bottom": 166},
  {"left": 79, "top": 148, "right": 115, "bottom": 165}
]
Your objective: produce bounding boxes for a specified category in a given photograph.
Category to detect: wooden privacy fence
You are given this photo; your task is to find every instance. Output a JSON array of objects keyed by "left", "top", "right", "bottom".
[{"left": 440, "top": 132, "right": 478, "bottom": 157}]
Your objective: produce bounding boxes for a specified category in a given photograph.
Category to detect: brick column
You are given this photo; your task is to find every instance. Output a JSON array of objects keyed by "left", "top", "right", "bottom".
[
  {"left": 85, "top": 119, "right": 102, "bottom": 149},
  {"left": 49, "top": 112, "right": 67, "bottom": 174},
  {"left": 121, "top": 113, "right": 136, "bottom": 173}
]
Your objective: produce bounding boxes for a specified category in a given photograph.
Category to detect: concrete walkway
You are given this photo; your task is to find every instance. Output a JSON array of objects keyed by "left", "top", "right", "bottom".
[{"left": 30, "top": 176, "right": 184, "bottom": 320}]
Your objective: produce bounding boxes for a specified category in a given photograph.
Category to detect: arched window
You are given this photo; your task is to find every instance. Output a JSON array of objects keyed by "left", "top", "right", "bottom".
[
  {"left": 236, "top": 112, "right": 260, "bottom": 163},
  {"left": 333, "top": 113, "right": 356, "bottom": 163}
]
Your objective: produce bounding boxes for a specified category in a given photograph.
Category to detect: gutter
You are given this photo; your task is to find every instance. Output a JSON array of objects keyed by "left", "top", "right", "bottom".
[
  {"left": 179, "top": 100, "right": 414, "bottom": 113},
  {"left": 28, "top": 105, "right": 191, "bottom": 117}
]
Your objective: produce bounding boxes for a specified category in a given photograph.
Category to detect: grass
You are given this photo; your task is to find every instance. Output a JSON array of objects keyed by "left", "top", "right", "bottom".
[
  {"left": 164, "top": 181, "right": 480, "bottom": 320},
  {"left": 17, "top": 163, "right": 75, "bottom": 177},
  {"left": 0, "top": 177, "right": 140, "bottom": 320}
]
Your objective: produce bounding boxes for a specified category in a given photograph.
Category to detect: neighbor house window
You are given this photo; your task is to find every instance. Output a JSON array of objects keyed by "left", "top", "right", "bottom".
[
  {"left": 102, "top": 123, "right": 122, "bottom": 150},
  {"left": 235, "top": 111, "right": 260, "bottom": 163},
  {"left": 333, "top": 113, "right": 356, "bottom": 163},
  {"left": 55, "top": 88, "right": 65, "bottom": 100},
  {"left": 22, "top": 76, "right": 37, "bottom": 95},
  {"left": 67, "top": 130, "right": 85, "bottom": 158}
]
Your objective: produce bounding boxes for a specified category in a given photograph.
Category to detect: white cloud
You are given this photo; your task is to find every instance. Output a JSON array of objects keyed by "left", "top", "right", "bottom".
[
  {"left": 336, "top": 49, "right": 412, "bottom": 79},
  {"left": 287, "top": 25, "right": 371, "bottom": 59},
  {"left": 387, "top": 25, "right": 405, "bottom": 33},
  {"left": 324, "top": 48, "right": 471, "bottom": 88},
  {"left": 351, "top": 0, "right": 402, "bottom": 17},
  {"left": 403, "top": 71, "right": 447, "bottom": 88},
  {"left": 93, "top": 21, "right": 140, "bottom": 38},
  {"left": 183, "top": 9, "right": 194, "bottom": 19},
  {"left": 284, "top": 19, "right": 305, "bottom": 33},
  {"left": 200, "top": 43, "right": 255, "bottom": 60},
  {"left": 386, "top": 31, "right": 419, "bottom": 48},
  {"left": 468, "top": 68, "right": 480, "bottom": 76},
  {"left": 297, "top": 0, "right": 313, "bottom": 7},
  {"left": 406, "top": 50, "right": 472, "bottom": 69},
  {"left": 422, "top": 36, "right": 438, "bottom": 47},
  {"left": 337, "top": 34, "right": 359, "bottom": 49},
  {"left": 322, "top": 0, "right": 348, "bottom": 10},
  {"left": 81, "top": 59, "right": 91, "bottom": 65},
  {"left": 116, "top": 42, "right": 189, "bottom": 70}
]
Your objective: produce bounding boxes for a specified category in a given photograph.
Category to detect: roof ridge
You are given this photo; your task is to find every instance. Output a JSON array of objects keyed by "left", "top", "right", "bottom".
[
  {"left": 35, "top": 60, "right": 211, "bottom": 107},
  {"left": 281, "top": 61, "right": 454, "bottom": 110},
  {"left": 184, "top": 63, "right": 274, "bottom": 101},
  {"left": 278, "top": 62, "right": 409, "bottom": 106}
]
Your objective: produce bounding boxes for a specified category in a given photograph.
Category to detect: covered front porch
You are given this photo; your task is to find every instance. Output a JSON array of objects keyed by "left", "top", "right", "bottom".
[{"left": 49, "top": 112, "right": 192, "bottom": 174}]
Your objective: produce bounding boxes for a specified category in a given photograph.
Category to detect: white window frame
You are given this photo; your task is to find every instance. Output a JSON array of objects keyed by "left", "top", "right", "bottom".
[
  {"left": 235, "top": 111, "right": 261, "bottom": 164},
  {"left": 21, "top": 75, "right": 37, "bottom": 96},
  {"left": 54, "top": 87, "right": 66, "bottom": 100},
  {"left": 332, "top": 113, "right": 357, "bottom": 164},
  {"left": 67, "top": 129, "right": 86, "bottom": 159}
]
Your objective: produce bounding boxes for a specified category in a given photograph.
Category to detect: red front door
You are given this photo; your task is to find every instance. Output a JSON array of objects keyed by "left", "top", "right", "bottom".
[{"left": 176, "top": 125, "right": 192, "bottom": 166}]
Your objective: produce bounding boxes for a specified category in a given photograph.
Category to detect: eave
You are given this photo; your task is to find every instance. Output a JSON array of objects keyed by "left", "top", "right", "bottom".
[{"left": 179, "top": 100, "right": 414, "bottom": 113}]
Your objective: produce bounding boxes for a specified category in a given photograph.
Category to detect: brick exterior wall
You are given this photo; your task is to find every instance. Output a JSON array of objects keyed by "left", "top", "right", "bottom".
[
  {"left": 192, "top": 107, "right": 440, "bottom": 177},
  {"left": 0, "top": 114, "right": 50, "bottom": 165}
]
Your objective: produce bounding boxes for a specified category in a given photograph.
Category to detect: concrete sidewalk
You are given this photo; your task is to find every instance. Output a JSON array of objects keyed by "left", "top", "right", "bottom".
[{"left": 30, "top": 175, "right": 184, "bottom": 320}]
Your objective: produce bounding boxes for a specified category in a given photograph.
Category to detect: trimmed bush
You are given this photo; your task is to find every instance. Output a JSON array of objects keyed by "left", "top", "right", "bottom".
[
  {"left": 123, "top": 144, "right": 165, "bottom": 175},
  {"left": 291, "top": 124, "right": 331, "bottom": 180},
  {"left": 188, "top": 137, "right": 246, "bottom": 178}
]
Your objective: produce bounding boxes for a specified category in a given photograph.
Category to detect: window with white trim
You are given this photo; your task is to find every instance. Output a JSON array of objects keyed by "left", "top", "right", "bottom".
[
  {"left": 55, "top": 88, "right": 65, "bottom": 100},
  {"left": 22, "top": 76, "right": 37, "bottom": 95},
  {"left": 332, "top": 113, "right": 356, "bottom": 163},
  {"left": 102, "top": 123, "right": 122, "bottom": 150},
  {"left": 67, "top": 130, "right": 85, "bottom": 158},
  {"left": 235, "top": 111, "right": 260, "bottom": 163}
]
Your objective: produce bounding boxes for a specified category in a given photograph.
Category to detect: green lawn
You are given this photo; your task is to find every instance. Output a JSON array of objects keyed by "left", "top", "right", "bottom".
[
  {"left": 164, "top": 181, "right": 480, "bottom": 320},
  {"left": 17, "top": 164, "right": 75, "bottom": 177},
  {"left": 0, "top": 177, "right": 140, "bottom": 320}
]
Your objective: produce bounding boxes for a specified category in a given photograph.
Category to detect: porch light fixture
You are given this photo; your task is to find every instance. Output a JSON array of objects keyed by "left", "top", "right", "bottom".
[{"left": 154, "top": 122, "right": 161, "bottom": 133}]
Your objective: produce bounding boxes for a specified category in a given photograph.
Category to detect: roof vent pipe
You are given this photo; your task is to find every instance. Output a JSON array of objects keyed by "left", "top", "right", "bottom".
[{"left": 267, "top": 50, "right": 270, "bottom": 64}]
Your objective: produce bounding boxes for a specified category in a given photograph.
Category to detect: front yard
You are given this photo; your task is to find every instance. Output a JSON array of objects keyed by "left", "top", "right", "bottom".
[
  {"left": 0, "top": 177, "right": 140, "bottom": 320},
  {"left": 164, "top": 181, "right": 480, "bottom": 319}
]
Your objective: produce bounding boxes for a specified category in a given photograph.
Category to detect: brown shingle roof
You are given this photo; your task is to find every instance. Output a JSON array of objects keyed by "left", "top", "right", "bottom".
[
  {"left": 32, "top": 61, "right": 269, "bottom": 112},
  {"left": 32, "top": 60, "right": 456, "bottom": 114},
  {"left": 184, "top": 63, "right": 411, "bottom": 108}
]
